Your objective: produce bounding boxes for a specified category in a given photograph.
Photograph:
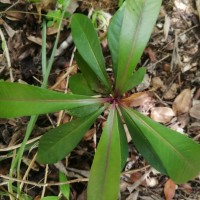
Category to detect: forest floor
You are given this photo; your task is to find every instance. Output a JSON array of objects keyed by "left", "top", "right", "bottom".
[{"left": 0, "top": 0, "right": 200, "bottom": 199}]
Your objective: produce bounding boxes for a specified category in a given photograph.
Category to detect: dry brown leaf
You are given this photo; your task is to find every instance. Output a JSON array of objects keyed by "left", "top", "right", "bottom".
[
  {"left": 121, "top": 92, "right": 152, "bottom": 107},
  {"left": 144, "top": 47, "right": 157, "bottom": 62},
  {"left": 151, "top": 77, "right": 164, "bottom": 90},
  {"left": 84, "top": 128, "right": 96, "bottom": 141},
  {"left": 164, "top": 179, "right": 176, "bottom": 200},
  {"left": 163, "top": 83, "right": 178, "bottom": 100},
  {"left": 172, "top": 89, "right": 191, "bottom": 115},
  {"left": 150, "top": 107, "right": 175, "bottom": 123},
  {"left": 189, "top": 104, "right": 200, "bottom": 119}
]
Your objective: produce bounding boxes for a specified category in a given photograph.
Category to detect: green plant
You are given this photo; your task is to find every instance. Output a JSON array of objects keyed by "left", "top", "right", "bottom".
[{"left": 1, "top": 0, "right": 200, "bottom": 199}]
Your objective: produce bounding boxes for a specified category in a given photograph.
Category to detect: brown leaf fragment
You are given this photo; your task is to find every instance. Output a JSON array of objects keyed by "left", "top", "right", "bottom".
[
  {"left": 163, "top": 83, "right": 178, "bottom": 100},
  {"left": 121, "top": 92, "right": 153, "bottom": 107},
  {"left": 164, "top": 179, "right": 176, "bottom": 200},
  {"left": 84, "top": 128, "right": 96, "bottom": 141},
  {"left": 172, "top": 89, "right": 191, "bottom": 115},
  {"left": 144, "top": 47, "right": 157, "bottom": 62},
  {"left": 189, "top": 104, "right": 200, "bottom": 119},
  {"left": 151, "top": 77, "right": 164, "bottom": 90},
  {"left": 150, "top": 107, "right": 175, "bottom": 123}
]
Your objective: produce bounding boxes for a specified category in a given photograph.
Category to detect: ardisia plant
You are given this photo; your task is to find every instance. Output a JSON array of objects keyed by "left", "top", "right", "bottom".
[{"left": 1, "top": 0, "right": 200, "bottom": 199}]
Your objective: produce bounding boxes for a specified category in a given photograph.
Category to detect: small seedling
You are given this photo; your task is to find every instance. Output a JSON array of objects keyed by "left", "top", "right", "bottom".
[{"left": 1, "top": 0, "right": 200, "bottom": 199}]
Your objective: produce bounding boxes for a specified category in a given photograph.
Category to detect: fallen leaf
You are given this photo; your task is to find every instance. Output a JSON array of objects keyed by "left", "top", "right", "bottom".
[
  {"left": 164, "top": 179, "right": 176, "bottom": 200},
  {"left": 144, "top": 47, "right": 157, "bottom": 62},
  {"left": 126, "top": 191, "right": 139, "bottom": 200},
  {"left": 84, "top": 128, "right": 96, "bottom": 141},
  {"left": 121, "top": 92, "right": 152, "bottom": 107},
  {"left": 172, "top": 89, "right": 191, "bottom": 115},
  {"left": 163, "top": 15, "right": 171, "bottom": 41},
  {"left": 150, "top": 107, "right": 175, "bottom": 123},
  {"left": 189, "top": 104, "right": 200, "bottom": 119},
  {"left": 179, "top": 183, "right": 193, "bottom": 194},
  {"left": 151, "top": 77, "right": 164, "bottom": 90},
  {"left": 163, "top": 83, "right": 178, "bottom": 100}
]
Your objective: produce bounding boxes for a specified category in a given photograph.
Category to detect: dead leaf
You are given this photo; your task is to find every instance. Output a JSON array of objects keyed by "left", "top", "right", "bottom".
[
  {"left": 164, "top": 179, "right": 176, "bottom": 200},
  {"left": 121, "top": 92, "right": 152, "bottom": 107},
  {"left": 163, "top": 15, "right": 171, "bottom": 41},
  {"left": 151, "top": 107, "right": 175, "bottom": 123},
  {"left": 27, "top": 35, "right": 45, "bottom": 47},
  {"left": 144, "top": 47, "right": 157, "bottom": 62},
  {"left": 163, "top": 83, "right": 178, "bottom": 100},
  {"left": 179, "top": 183, "right": 193, "bottom": 194},
  {"left": 172, "top": 89, "right": 191, "bottom": 115},
  {"left": 84, "top": 128, "right": 96, "bottom": 141},
  {"left": 126, "top": 191, "right": 139, "bottom": 200},
  {"left": 189, "top": 104, "right": 200, "bottom": 119},
  {"left": 151, "top": 77, "right": 164, "bottom": 90}
]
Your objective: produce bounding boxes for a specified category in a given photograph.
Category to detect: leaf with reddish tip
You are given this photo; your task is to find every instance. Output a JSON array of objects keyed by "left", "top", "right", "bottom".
[{"left": 88, "top": 107, "right": 125, "bottom": 200}]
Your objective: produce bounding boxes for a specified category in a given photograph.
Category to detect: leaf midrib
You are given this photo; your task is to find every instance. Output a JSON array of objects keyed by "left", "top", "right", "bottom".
[
  {"left": 129, "top": 109, "right": 197, "bottom": 172},
  {"left": 117, "top": 1, "right": 146, "bottom": 94},
  {"left": 99, "top": 108, "right": 115, "bottom": 199},
  {"left": 75, "top": 18, "right": 108, "bottom": 88}
]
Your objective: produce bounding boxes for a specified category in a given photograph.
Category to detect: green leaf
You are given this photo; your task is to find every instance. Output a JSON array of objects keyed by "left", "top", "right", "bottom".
[
  {"left": 121, "top": 67, "right": 146, "bottom": 94},
  {"left": 71, "top": 14, "right": 111, "bottom": 93},
  {"left": 41, "top": 197, "right": 59, "bottom": 200},
  {"left": 37, "top": 106, "right": 105, "bottom": 164},
  {"left": 121, "top": 106, "right": 200, "bottom": 183},
  {"left": 0, "top": 82, "right": 104, "bottom": 118},
  {"left": 75, "top": 53, "right": 106, "bottom": 94},
  {"left": 108, "top": 0, "right": 161, "bottom": 95},
  {"left": 87, "top": 106, "right": 122, "bottom": 200},
  {"left": 69, "top": 73, "right": 96, "bottom": 95},
  {"left": 119, "top": 115, "right": 128, "bottom": 169},
  {"left": 67, "top": 104, "right": 101, "bottom": 118},
  {"left": 59, "top": 172, "right": 70, "bottom": 199}
]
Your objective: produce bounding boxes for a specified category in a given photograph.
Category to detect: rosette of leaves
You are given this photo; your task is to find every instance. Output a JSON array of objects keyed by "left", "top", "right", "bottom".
[{"left": 1, "top": 0, "right": 200, "bottom": 199}]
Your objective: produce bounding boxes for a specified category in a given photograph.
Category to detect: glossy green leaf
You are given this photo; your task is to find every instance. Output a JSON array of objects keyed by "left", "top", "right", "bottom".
[
  {"left": 67, "top": 104, "right": 101, "bottom": 118},
  {"left": 69, "top": 73, "right": 96, "bottom": 96},
  {"left": 121, "top": 106, "right": 200, "bottom": 183},
  {"left": 119, "top": 116, "right": 128, "bottom": 169},
  {"left": 121, "top": 67, "right": 146, "bottom": 94},
  {"left": 108, "top": 0, "right": 161, "bottom": 95},
  {"left": 37, "top": 106, "right": 105, "bottom": 164},
  {"left": 59, "top": 172, "right": 70, "bottom": 199},
  {"left": 75, "top": 53, "right": 106, "bottom": 94},
  {"left": 87, "top": 106, "right": 122, "bottom": 200},
  {"left": 71, "top": 14, "right": 111, "bottom": 92},
  {"left": 0, "top": 82, "right": 104, "bottom": 118}
]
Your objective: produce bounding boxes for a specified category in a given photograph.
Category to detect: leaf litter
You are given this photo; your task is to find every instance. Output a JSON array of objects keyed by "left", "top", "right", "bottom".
[{"left": 0, "top": 0, "right": 200, "bottom": 199}]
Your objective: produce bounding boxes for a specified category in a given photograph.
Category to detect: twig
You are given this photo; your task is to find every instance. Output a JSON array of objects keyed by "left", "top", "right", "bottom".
[
  {"left": 0, "top": 136, "right": 41, "bottom": 152},
  {"left": 41, "top": 164, "right": 49, "bottom": 198},
  {"left": 20, "top": 153, "right": 37, "bottom": 191},
  {"left": 0, "top": 166, "right": 150, "bottom": 187}
]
